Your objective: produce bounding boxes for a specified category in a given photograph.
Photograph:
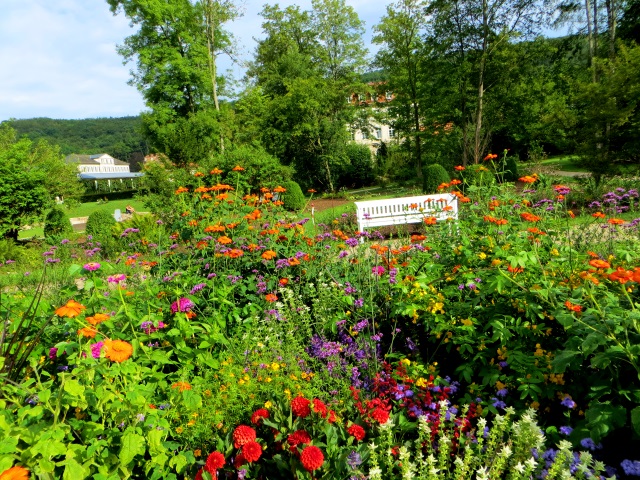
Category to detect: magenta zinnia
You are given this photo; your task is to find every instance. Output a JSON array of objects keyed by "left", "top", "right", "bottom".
[{"left": 170, "top": 297, "right": 195, "bottom": 313}]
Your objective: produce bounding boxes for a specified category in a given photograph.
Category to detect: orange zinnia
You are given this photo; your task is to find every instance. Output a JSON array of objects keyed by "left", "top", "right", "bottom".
[
  {"left": 261, "top": 250, "right": 277, "bottom": 260},
  {"left": 609, "top": 267, "right": 633, "bottom": 284},
  {"left": 0, "top": 466, "right": 30, "bottom": 480},
  {"left": 424, "top": 217, "right": 437, "bottom": 225},
  {"left": 104, "top": 340, "right": 133, "bottom": 363},
  {"left": 218, "top": 236, "right": 233, "bottom": 244},
  {"left": 588, "top": 259, "right": 610, "bottom": 269},
  {"left": 518, "top": 175, "right": 537, "bottom": 184},
  {"left": 225, "top": 249, "right": 244, "bottom": 258},
  {"left": 565, "top": 301, "right": 582, "bottom": 312},
  {"left": 265, "top": 294, "right": 278, "bottom": 302},
  {"left": 55, "top": 300, "right": 86, "bottom": 318},
  {"left": 86, "top": 313, "right": 110, "bottom": 326},
  {"left": 78, "top": 327, "right": 98, "bottom": 338}
]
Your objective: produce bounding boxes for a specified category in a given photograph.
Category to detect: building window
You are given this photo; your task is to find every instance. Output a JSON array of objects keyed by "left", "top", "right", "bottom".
[
  {"left": 375, "top": 128, "right": 382, "bottom": 139},
  {"left": 389, "top": 128, "right": 395, "bottom": 138},
  {"left": 362, "top": 130, "right": 370, "bottom": 140}
]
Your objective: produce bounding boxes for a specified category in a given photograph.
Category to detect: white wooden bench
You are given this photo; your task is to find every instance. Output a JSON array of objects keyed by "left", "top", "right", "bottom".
[{"left": 355, "top": 194, "right": 458, "bottom": 237}]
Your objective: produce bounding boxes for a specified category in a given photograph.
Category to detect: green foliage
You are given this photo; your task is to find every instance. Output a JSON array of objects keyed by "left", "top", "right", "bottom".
[
  {"left": 343, "top": 143, "right": 375, "bottom": 188},
  {"left": 85, "top": 210, "right": 116, "bottom": 238},
  {"left": 422, "top": 163, "right": 450, "bottom": 194},
  {"left": 282, "top": 180, "right": 306, "bottom": 211},
  {"left": 44, "top": 208, "right": 73, "bottom": 242},
  {"left": 0, "top": 239, "right": 23, "bottom": 263}
]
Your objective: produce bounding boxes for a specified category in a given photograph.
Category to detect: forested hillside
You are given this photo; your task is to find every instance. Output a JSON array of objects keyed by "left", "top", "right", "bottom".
[{"left": 3, "top": 116, "right": 147, "bottom": 170}]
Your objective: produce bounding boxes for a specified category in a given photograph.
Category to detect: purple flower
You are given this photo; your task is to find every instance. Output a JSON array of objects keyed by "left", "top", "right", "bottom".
[
  {"left": 560, "top": 396, "right": 576, "bottom": 409},
  {"left": 345, "top": 238, "right": 359, "bottom": 247},
  {"left": 190, "top": 283, "right": 206, "bottom": 294},
  {"left": 559, "top": 426, "right": 573, "bottom": 436},
  {"left": 338, "top": 250, "right": 349, "bottom": 258},
  {"left": 91, "top": 342, "right": 104, "bottom": 359},
  {"left": 492, "top": 397, "right": 506, "bottom": 410},
  {"left": 60, "top": 239, "right": 70, "bottom": 244},
  {"left": 83, "top": 262, "right": 101, "bottom": 271},
  {"left": 372, "top": 266, "right": 385, "bottom": 276},
  {"left": 49, "top": 347, "right": 58, "bottom": 360},
  {"left": 621, "top": 459, "right": 640, "bottom": 476},
  {"left": 496, "top": 388, "right": 508, "bottom": 398},
  {"left": 347, "top": 451, "right": 362, "bottom": 469},
  {"left": 170, "top": 297, "right": 195, "bottom": 313},
  {"left": 353, "top": 298, "right": 364, "bottom": 308},
  {"left": 580, "top": 438, "right": 600, "bottom": 451}
]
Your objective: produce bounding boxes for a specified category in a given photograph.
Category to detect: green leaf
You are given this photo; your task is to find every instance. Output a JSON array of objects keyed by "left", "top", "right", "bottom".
[
  {"left": 169, "top": 453, "right": 188, "bottom": 473},
  {"left": 631, "top": 406, "right": 640, "bottom": 436},
  {"left": 64, "top": 379, "right": 85, "bottom": 398},
  {"left": 552, "top": 350, "right": 581, "bottom": 372},
  {"left": 182, "top": 390, "right": 202, "bottom": 411},
  {"left": 62, "top": 459, "right": 89, "bottom": 480},
  {"left": 119, "top": 431, "right": 146, "bottom": 465}
]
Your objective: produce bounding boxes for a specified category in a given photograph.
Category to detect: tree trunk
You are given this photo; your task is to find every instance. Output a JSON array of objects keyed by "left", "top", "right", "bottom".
[
  {"left": 606, "top": 0, "right": 616, "bottom": 58},
  {"left": 474, "top": 0, "right": 488, "bottom": 164},
  {"left": 585, "top": 0, "right": 596, "bottom": 82}
]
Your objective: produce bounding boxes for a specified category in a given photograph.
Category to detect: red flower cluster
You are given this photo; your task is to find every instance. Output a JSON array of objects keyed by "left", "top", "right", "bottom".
[
  {"left": 204, "top": 451, "right": 225, "bottom": 473},
  {"left": 291, "top": 396, "right": 311, "bottom": 418},
  {"left": 312, "top": 398, "right": 328, "bottom": 418},
  {"left": 347, "top": 424, "right": 366, "bottom": 441},
  {"left": 242, "top": 441, "right": 262, "bottom": 463},
  {"left": 300, "top": 445, "right": 324, "bottom": 471},
  {"left": 251, "top": 408, "right": 269, "bottom": 425},
  {"left": 288, "top": 430, "right": 312, "bottom": 451},
  {"left": 232, "top": 425, "right": 257, "bottom": 448}
]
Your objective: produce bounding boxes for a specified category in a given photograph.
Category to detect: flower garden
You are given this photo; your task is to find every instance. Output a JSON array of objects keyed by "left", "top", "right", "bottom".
[{"left": 2, "top": 163, "right": 640, "bottom": 479}]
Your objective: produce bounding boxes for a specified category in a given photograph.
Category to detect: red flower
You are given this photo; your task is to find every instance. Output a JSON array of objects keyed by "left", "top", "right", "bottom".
[
  {"left": 234, "top": 453, "right": 246, "bottom": 468},
  {"left": 347, "top": 424, "right": 366, "bottom": 441},
  {"left": 287, "top": 430, "right": 311, "bottom": 448},
  {"left": 195, "top": 468, "right": 204, "bottom": 480},
  {"left": 327, "top": 410, "right": 337, "bottom": 423},
  {"left": 251, "top": 408, "right": 270, "bottom": 425},
  {"left": 204, "top": 451, "right": 225, "bottom": 473},
  {"left": 454, "top": 165, "right": 465, "bottom": 171},
  {"left": 300, "top": 445, "right": 324, "bottom": 471},
  {"left": 312, "top": 398, "right": 328, "bottom": 418},
  {"left": 371, "top": 407, "right": 390, "bottom": 424},
  {"left": 265, "top": 293, "right": 278, "bottom": 302},
  {"left": 233, "top": 425, "right": 257, "bottom": 448},
  {"left": 242, "top": 441, "right": 262, "bottom": 463},
  {"left": 291, "top": 396, "right": 311, "bottom": 418}
]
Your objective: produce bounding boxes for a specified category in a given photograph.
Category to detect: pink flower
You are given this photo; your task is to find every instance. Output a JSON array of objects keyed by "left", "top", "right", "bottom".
[
  {"left": 170, "top": 297, "right": 195, "bottom": 313},
  {"left": 91, "top": 341, "right": 104, "bottom": 359},
  {"left": 83, "top": 262, "right": 101, "bottom": 271},
  {"left": 371, "top": 266, "right": 385, "bottom": 276}
]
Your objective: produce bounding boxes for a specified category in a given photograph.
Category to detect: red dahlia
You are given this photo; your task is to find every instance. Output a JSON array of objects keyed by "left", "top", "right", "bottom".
[
  {"left": 312, "top": 398, "right": 328, "bottom": 418},
  {"left": 234, "top": 453, "right": 246, "bottom": 468},
  {"left": 347, "top": 424, "right": 366, "bottom": 441},
  {"left": 251, "top": 408, "right": 270, "bottom": 425},
  {"left": 291, "top": 396, "right": 311, "bottom": 418},
  {"left": 371, "top": 407, "right": 390, "bottom": 424},
  {"left": 242, "top": 441, "right": 263, "bottom": 463},
  {"left": 233, "top": 425, "right": 257, "bottom": 448},
  {"left": 300, "top": 445, "right": 324, "bottom": 471},
  {"left": 287, "top": 430, "right": 312, "bottom": 447},
  {"left": 194, "top": 468, "right": 204, "bottom": 480},
  {"left": 204, "top": 451, "right": 225, "bottom": 472}
]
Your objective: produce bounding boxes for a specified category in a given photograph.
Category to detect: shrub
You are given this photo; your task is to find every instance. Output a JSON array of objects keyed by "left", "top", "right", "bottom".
[
  {"left": 282, "top": 180, "right": 306, "bottom": 211},
  {"left": 343, "top": 144, "right": 375, "bottom": 188},
  {"left": 501, "top": 155, "right": 520, "bottom": 182},
  {"left": 44, "top": 207, "right": 73, "bottom": 242},
  {"left": 423, "top": 164, "right": 451, "bottom": 194},
  {"left": 0, "top": 238, "right": 23, "bottom": 263},
  {"left": 85, "top": 210, "right": 116, "bottom": 238},
  {"left": 463, "top": 163, "right": 497, "bottom": 187}
]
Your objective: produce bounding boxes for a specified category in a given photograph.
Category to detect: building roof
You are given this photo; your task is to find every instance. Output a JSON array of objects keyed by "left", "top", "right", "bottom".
[
  {"left": 79, "top": 172, "right": 144, "bottom": 180},
  {"left": 65, "top": 153, "right": 129, "bottom": 166}
]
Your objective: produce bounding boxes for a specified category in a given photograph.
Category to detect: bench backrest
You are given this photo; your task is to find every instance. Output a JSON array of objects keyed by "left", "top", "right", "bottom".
[{"left": 355, "top": 194, "right": 458, "bottom": 231}]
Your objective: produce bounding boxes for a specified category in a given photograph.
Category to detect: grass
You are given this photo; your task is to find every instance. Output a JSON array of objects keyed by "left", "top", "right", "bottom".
[{"left": 538, "top": 155, "right": 590, "bottom": 173}]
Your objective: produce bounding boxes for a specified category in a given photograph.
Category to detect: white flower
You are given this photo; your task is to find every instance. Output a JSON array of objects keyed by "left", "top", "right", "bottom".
[{"left": 475, "top": 466, "right": 490, "bottom": 480}]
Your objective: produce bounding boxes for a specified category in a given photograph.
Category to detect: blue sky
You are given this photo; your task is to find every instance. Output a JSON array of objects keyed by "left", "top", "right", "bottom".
[{"left": 0, "top": 0, "right": 384, "bottom": 121}]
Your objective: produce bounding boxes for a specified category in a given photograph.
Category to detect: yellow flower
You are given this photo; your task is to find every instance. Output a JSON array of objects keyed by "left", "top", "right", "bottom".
[
  {"left": 415, "top": 377, "right": 427, "bottom": 388},
  {"left": 478, "top": 252, "right": 487, "bottom": 260},
  {"left": 265, "top": 377, "right": 272, "bottom": 383},
  {"left": 401, "top": 358, "right": 411, "bottom": 366},
  {"left": 175, "top": 427, "right": 184, "bottom": 434},
  {"left": 264, "top": 401, "right": 273, "bottom": 409},
  {"left": 271, "top": 362, "right": 280, "bottom": 371},
  {"left": 550, "top": 248, "right": 559, "bottom": 256}
]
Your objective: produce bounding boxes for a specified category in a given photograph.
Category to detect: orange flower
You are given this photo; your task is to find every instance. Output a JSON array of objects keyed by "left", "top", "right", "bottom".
[
  {"left": 527, "top": 227, "right": 546, "bottom": 235},
  {"left": 104, "top": 339, "right": 133, "bottom": 362},
  {"left": 78, "top": 327, "right": 98, "bottom": 338},
  {"left": 410, "top": 234, "right": 426, "bottom": 243},
  {"left": 459, "top": 196, "right": 471, "bottom": 203},
  {"left": 484, "top": 153, "right": 498, "bottom": 161},
  {"left": 261, "top": 250, "right": 277, "bottom": 260},
  {"left": 273, "top": 186, "right": 286, "bottom": 193},
  {"left": 210, "top": 168, "right": 223, "bottom": 175},
  {"left": 607, "top": 218, "right": 625, "bottom": 225},
  {"left": 218, "top": 236, "right": 233, "bottom": 244},
  {"left": 279, "top": 278, "right": 289, "bottom": 286},
  {"left": 194, "top": 172, "right": 204, "bottom": 177},
  {"left": 174, "top": 187, "right": 189, "bottom": 194},
  {"left": 216, "top": 193, "right": 229, "bottom": 201},
  {"left": 232, "top": 165, "right": 245, "bottom": 172},
  {"left": 454, "top": 165, "right": 465, "bottom": 171},
  {"left": 424, "top": 217, "right": 437, "bottom": 225},
  {"left": 565, "top": 301, "right": 582, "bottom": 312},
  {"left": 589, "top": 259, "right": 610, "bottom": 269},
  {"left": 172, "top": 382, "right": 192, "bottom": 392},
  {"left": 226, "top": 223, "right": 239, "bottom": 229},
  {"left": 450, "top": 179, "right": 462, "bottom": 186},
  {"left": 308, "top": 189, "right": 317, "bottom": 193},
  {"left": 204, "top": 225, "right": 225, "bottom": 233},
  {"left": 56, "top": 300, "right": 86, "bottom": 318},
  {"left": 591, "top": 212, "right": 606, "bottom": 219},
  {"left": 507, "top": 265, "right": 524, "bottom": 274},
  {"left": 520, "top": 212, "right": 541, "bottom": 222},
  {"left": 86, "top": 313, "right": 110, "bottom": 326},
  {"left": 265, "top": 294, "right": 278, "bottom": 302},
  {"left": 437, "top": 182, "right": 449, "bottom": 190},
  {"left": 288, "top": 258, "right": 301, "bottom": 266},
  {"left": 567, "top": 210, "right": 575, "bottom": 218},
  {"left": 632, "top": 267, "right": 640, "bottom": 283},
  {"left": 609, "top": 267, "right": 633, "bottom": 284},
  {"left": 225, "top": 249, "right": 244, "bottom": 258},
  {"left": 0, "top": 466, "right": 30, "bottom": 480},
  {"left": 409, "top": 203, "right": 418, "bottom": 210},
  {"left": 518, "top": 175, "right": 538, "bottom": 184}
]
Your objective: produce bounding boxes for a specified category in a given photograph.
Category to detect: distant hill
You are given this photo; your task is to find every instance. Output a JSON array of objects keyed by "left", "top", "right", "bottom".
[{"left": 3, "top": 116, "right": 148, "bottom": 171}]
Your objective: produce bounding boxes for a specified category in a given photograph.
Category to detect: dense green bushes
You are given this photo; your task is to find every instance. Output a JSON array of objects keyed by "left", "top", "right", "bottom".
[
  {"left": 282, "top": 180, "right": 306, "bottom": 211},
  {"left": 85, "top": 210, "right": 116, "bottom": 238},
  {"left": 422, "top": 164, "right": 450, "bottom": 194},
  {"left": 44, "top": 208, "right": 73, "bottom": 241}
]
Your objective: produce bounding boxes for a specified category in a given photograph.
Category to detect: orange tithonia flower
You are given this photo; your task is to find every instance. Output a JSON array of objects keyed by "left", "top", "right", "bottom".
[
  {"left": 518, "top": 175, "right": 538, "bottom": 183},
  {"left": 288, "top": 258, "right": 301, "bottom": 266},
  {"left": 172, "top": 382, "right": 192, "bottom": 392},
  {"left": 217, "top": 236, "right": 233, "bottom": 245},
  {"left": 565, "top": 301, "right": 582, "bottom": 312},
  {"left": 262, "top": 250, "right": 277, "bottom": 260},
  {"left": 607, "top": 218, "right": 625, "bottom": 225},
  {"left": 86, "top": 313, "right": 110, "bottom": 326},
  {"left": 273, "top": 186, "right": 287, "bottom": 193},
  {"left": 520, "top": 212, "right": 541, "bottom": 222},
  {"left": 174, "top": 187, "right": 189, "bottom": 194},
  {"left": 232, "top": 165, "right": 245, "bottom": 172},
  {"left": 226, "top": 249, "right": 244, "bottom": 258},
  {"left": 588, "top": 259, "right": 610, "bottom": 269},
  {"left": 104, "top": 339, "right": 133, "bottom": 363},
  {"left": 0, "top": 466, "right": 30, "bottom": 480},
  {"left": 265, "top": 294, "right": 278, "bottom": 302},
  {"left": 424, "top": 217, "right": 437, "bottom": 225},
  {"left": 210, "top": 168, "right": 223, "bottom": 175},
  {"left": 55, "top": 300, "right": 86, "bottom": 318},
  {"left": 205, "top": 225, "right": 225, "bottom": 233},
  {"left": 78, "top": 327, "right": 98, "bottom": 338},
  {"left": 592, "top": 212, "right": 606, "bottom": 218},
  {"left": 609, "top": 267, "right": 634, "bottom": 284},
  {"left": 454, "top": 165, "right": 465, "bottom": 171}
]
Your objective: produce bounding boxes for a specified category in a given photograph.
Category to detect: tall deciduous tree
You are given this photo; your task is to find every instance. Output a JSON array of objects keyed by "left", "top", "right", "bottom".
[
  {"left": 107, "top": 0, "right": 239, "bottom": 166},
  {"left": 373, "top": 0, "right": 429, "bottom": 176}
]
